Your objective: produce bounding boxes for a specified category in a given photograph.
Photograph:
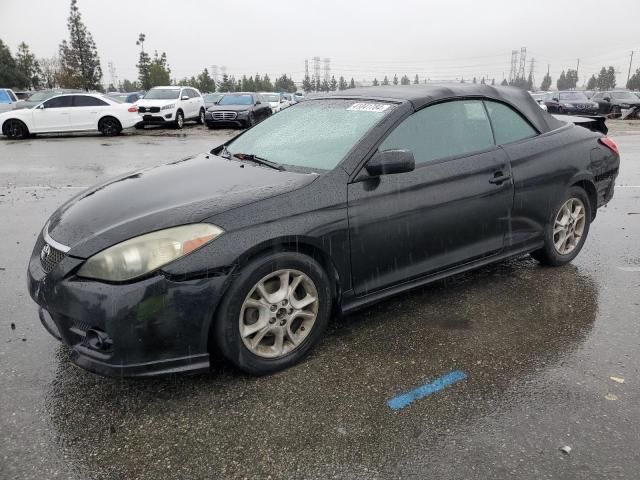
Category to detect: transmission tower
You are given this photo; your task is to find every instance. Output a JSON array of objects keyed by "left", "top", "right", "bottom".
[
  {"left": 107, "top": 62, "right": 118, "bottom": 90},
  {"left": 304, "top": 59, "right": 309, "bottom": 78},
  {"left": 509, "top": 50, "right": 518, "bottom": 82},
  {"left": 312, "top": 57, "right": 321, "bottom": 85},
  {"left": 220, "top": 65, "right": 227, "bottom": 78},
  {"left": 323, "top": 58, "right": 330, "bottom": 82},
  {"left": 518, "top": 47, "right": 527, "bottom": 81}
]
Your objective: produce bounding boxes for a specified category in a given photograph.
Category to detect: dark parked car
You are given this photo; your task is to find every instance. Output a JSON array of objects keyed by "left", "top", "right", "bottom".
[
  {"left": 591, "top": 90, "right": 640, "bottom": 117},
  {"left": 15, "top": 89, "right": 84, "bottom": 110},
  {"left": 543, "top": 91, "right": 599, "bottom": 115},
  {"left": 203, "top": 92, "right": 224, "bottom": 108},
  {"left": 107, "top": 92, "right": 144, "bottom": 104},
  {"left": 205, "top": 92, "right": 271, "bottom": 128},
  {"left": 28, "top": 84, "right": 619, "bottom": 377}
]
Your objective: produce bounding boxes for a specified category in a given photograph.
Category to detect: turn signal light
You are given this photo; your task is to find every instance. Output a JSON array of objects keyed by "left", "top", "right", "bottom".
[
  {"left": 599, "top": 137, "right": 619, "bottom": 156},
  {"left": 128, "top": 106, "right": 138, "bottom": 112}
]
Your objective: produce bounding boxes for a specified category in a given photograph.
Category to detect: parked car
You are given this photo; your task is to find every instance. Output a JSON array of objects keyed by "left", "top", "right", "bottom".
[
  {"left": 0, "top": 93, "right": 141, "bottom": 139},
  {"left": 13, "top": 91, "right": 33, "bottom": 100},
  {"left": 261, "top": 92, "right": 285, "bottom": 113},
  {"left": 205, "top": 92, "right": 271, "bottom": 128},
  {"left": 0, "top": 88, "right": 20, "bottom": 113},
  {"left": 14, "top": 89, "right": 84, "bottom": 110},
  {"left": 203, "top": 93, "right": 224, "bottom": 108},
  {"left": 543, "top": 91, "right": 599, "bottom": 115},
  {"left": 27, "top": 84, "right": 619, "bottom": 377},
  {"left": 529, "top": 92, "right": 548, "bottom": 111},
  {"left": 107, "top": 92, "right": 144, "bottom": 104},
  {"left": 135, "top": 86, "right": 205, "bottom": 129},
  {"left": 591, "top": 90, "right": 640, "bottom": 117}
]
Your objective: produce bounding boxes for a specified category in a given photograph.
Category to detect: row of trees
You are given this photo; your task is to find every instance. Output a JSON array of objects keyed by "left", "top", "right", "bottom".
[{"left": 0, "top": 40, "right": 43, "bottom": 89}]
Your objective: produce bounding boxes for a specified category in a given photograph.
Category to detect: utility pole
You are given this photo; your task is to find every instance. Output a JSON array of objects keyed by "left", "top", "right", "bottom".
[
  {"left": 576, "top": 58, "right": 580, "bottom": 86},
  {"left": 628, "top": 51, "right": 634, "bottom": 85}
]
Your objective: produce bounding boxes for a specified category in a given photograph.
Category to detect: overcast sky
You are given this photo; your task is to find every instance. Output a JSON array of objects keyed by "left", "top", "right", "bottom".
[{"left": 1, "top": 0, "right": 639, "bottom": 87}]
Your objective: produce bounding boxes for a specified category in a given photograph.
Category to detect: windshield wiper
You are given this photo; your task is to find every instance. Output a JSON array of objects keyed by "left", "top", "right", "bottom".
[{"left": 232, "top": 153, "right": 284, "bottom": 171}]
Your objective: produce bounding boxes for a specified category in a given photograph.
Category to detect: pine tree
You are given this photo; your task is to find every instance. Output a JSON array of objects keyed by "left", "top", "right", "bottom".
[
  {"left": 338, "top": 76, "right": 348, "bottom": 90},
  {"left": 382, "top": 76, "right": 389, "bottom": 86},
  {"left": 540, "top": 72, "right": 551, "bottom": 91},
  {"left": 262, "top": 74, "right": 273, "bottom": 91},
  {"left": 315, "top": 77, "right": 322, "bottom": 92},
  {"left": 627, "top": 68, "right": 640, "bottom": 90},
  {"left": 372, "top": 78, "right": 379, "bottom": 86},
  {"left": 596, "top": 67, "right": 607, "bottom": 90},
  {"left": 565, "top": 69, "right": 578, "bottom": 89},
  {"left": 491, "top": 78, "right": 495, "bottom": 86},
  {"left": 587, "top": 75, "right": 597, "bottom": 90},
  {"left": 606, "top": 66, "right": 616, "bottom": 89},
  {"left": 557, "top": 70, "right": 567, "bottom": 90},
  {"left": 414, "top": 74, "right": 419, "bottom": 84},
  {"left": 302, "top": 74, "right": 313, "bottom": 93},
  {"left": 329, "top": 75, "right": 337, "bottom": 91},
  {"left": 501, "top": 78, "right": 508, "bottom": 86},
  {"left": 16, "top": 42, "right": 42, "bottom": 89},
  {"left": 321, "top": 79, "right": 330, "bottom": 92},
  {"left": 526, "top": 72, "right": 533, "bottom": 90},
  {"left": 400, "top": 75, "right": 410, "bottom": 85},
  {"left": 136, "top": 33, "right": 152, "bottom": 89},
  {"left": 147, "top": 51, "right": 170, "bottom": 87},
  {"left": 480, "top": 77, "right": 486, "bottom": 84},
  {"left": 275, "top": 74, "right": 296, "bottom": 93},
  {"left": 58, "top": 0, "right": 102, "bottom": 90},
  {"left": 0, "top": 40, "right": 28, "bottom": 87},
  {"left": 393, "top": 74, "right": 399, "bottom": 85},
  {"left": 349, "top": 78, "right": 356, "bottom": 88},
  {"left": 196, "top": 68, "right": 215, "bottom": 92},
  {"left": 472, "top": 77, "right": 477, "bottom": 84}
]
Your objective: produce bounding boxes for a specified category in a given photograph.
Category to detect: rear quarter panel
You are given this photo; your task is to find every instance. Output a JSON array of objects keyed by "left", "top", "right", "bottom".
[{"left": 503, "top": 123, "right": 609, "bottom": 249}]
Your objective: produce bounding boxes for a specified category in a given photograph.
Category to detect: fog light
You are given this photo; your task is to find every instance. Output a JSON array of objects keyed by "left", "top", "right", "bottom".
[{"left": 165, "top": 113, "right": 172, "bottom": 119}]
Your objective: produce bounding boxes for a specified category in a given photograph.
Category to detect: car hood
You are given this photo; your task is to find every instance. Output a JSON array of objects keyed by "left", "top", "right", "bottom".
[
  {"left": 46, "top": 153, "right": 318, "bottom": 258},
  {"left": 207, "top": 104, "right": 252, "bottom": 112},
  {"left": 136, "top": 98, "right": 179, "bottom": 107},
  {"left": 563, "top": 100, "right": 597, "bottom": 106}
]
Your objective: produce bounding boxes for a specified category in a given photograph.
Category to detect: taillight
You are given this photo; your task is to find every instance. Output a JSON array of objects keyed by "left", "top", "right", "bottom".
[
  {"left": 128, "top": 106, "right": 137, "bottom": 112},
  {"left": 599, "top": 137, "right": 619, "bottom": 156}
]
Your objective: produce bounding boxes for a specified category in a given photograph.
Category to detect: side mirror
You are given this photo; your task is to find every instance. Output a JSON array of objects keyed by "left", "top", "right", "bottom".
[
  {"left": 603, "top": 97, "right": 611, "bottom": 102},
  {"left": 366, "top": 149, "right": 415, "bottom": 176},
  {"left": 181, "top": 95, "right": 189, "bottom": 100},
  {"left": 37, "top": 104, "right": 45, "bottom": 110},
  {"left": 552, "top": 97, "right": 559, "bottom": 102},
  {"left": 255, "top": 100, "right": 261, "bottom": 105}
]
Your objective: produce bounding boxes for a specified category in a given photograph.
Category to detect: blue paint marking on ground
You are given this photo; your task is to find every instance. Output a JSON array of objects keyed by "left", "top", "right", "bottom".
[{"left": 387, "top": 370, "right": 467, "bottom": 410}]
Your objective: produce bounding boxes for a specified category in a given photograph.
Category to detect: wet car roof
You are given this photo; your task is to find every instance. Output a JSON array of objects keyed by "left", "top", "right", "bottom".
[{"left": 318, "top": 83, "right": 564, "bottom": 133}]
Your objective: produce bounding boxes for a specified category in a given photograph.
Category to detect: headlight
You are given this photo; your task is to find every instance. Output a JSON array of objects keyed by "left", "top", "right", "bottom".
[
  {"left": 562, "top": 103, "right": 573, "bottom": 108},
  {"left": 160, "top": 103, "right": 175, "bottom": 110},
  {"left": 620, "top": 104, "right": 630, "bottom": 109},
  {"left": 236, "top": 110, "right": 249, "bottom": 116},
  {"left": 77, "top": 224, "right": 224, "bottom": 281}
]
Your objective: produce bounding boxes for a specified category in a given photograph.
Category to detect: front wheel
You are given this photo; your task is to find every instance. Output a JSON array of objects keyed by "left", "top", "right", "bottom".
[
  {"left": 197, "top": 108, "right": 205, "bottom": 125},
  {"left": 530, "top": 186, "right": 591, "bottom": 266},
  {"left": 175, "top": 110, "right": 184, "bottom": 129},
  {"left": 212, "top": 252, "right": 332, "bottom": 375},
  {"left": 3, "top": 119, "right": 29, "bottom": 139}
]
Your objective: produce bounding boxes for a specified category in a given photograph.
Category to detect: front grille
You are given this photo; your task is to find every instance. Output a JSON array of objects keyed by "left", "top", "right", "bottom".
[
  {"left": 212, "top": 111, "right": 237, "bottom": 121},
  {"left": 138, "top": 106, "right": 160, "bottom": 113},
  {"left": 40, "top": 241, "right": 66, "bottom": 273}
]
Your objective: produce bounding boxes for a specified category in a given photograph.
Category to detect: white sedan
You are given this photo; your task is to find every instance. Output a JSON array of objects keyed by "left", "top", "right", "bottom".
[{"left": 0, "top": 92, "right": 142, "bottom": 139}]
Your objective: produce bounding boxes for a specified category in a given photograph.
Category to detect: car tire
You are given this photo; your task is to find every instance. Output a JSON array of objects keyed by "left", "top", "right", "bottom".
[
  {"left": 611, "top": 106, "right": 621, "bottom": 118},
  {"left": 212, "top": 251, "right": 332, "bottom": 375},
  {"left": 98, "top": 116, "right": 122, "bottom": 136},
  {"left": 175, "top": 110, "right": 184, "bottom": 129},
  {"left": 3, "top": 119, "right": 29, "bottom": 140},
  {"left": 530, "top": 186, "right": 591, "bottom": 266},
  {"left": 197, "top": 108, "right": 205, "bottom": 125},
  {"left": 134, "top": 123, "right": 144, "bottom": 130},
  {"left": 246, "top": 112, "right": 256, "bottom": 128}
]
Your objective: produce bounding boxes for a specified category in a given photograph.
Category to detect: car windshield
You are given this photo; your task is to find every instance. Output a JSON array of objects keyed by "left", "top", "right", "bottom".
[
  {"left": 559, "top": 92, "right": 588, "bottom": 101},
  {"left": 218, "top": 94, "right": 254, "bottom": 105},
  {"left": 263, "top": 94, "right": 280, "bottom": 102},
  {"left": 26, "top": 91, "right": 57, "bottom": 103},
  {"left": 226, "top": 99, "right": 396, "bottom": 171},
  {"left": 611, "top": 91, "right": 637, "bottom": 100},
  {"left": 204, "top": 93, "right": 222, "bottom": 103},
  {"left": 144, "top": 89, "right": 180, "bottom": 100}
]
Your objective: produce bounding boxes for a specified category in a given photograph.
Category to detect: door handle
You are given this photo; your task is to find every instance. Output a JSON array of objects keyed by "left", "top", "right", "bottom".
[{"left": 489, "top": 172, "right": 511, "bottom": 184}]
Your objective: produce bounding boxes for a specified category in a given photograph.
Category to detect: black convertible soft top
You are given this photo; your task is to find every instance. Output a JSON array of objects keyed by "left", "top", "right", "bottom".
[{"left": 321, "top": 84, "right": 566, "bottom": 134}]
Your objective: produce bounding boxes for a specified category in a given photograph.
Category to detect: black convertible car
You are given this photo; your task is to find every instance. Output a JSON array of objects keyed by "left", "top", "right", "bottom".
[{"left": 28, "top": 84, "right": 619, "bottom": 377}]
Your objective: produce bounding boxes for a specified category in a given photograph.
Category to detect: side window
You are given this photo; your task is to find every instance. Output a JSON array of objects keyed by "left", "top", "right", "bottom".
[
  {"left": 43, "top": 96, "right": 73, "bottom": 108},
  {"left": 379, "top": 100, "right": 494, "bottom": 165},
  {"left": 73, "top": 95, "right": 108, "bottom": 107},
  {"left": 592, "top": 93, "right": 602, "bottom": 101},
  {"left": 484, "top": 101, "right": 537, "bottom": 145},
  {"left": 190, "top": 89, "right": 200, "bottom": 98},
  {"left": 255, "top": 95, "right": 261, "bottom": 104}
]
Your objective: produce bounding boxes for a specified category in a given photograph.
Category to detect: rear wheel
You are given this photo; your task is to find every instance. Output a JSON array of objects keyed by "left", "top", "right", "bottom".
[
  {"left": 98, "top": 117, "right": 122, "bottom": 136},
  {"left": 3, "top": 119, "right": 29, "bottom": 139},
  {"left": 175, "top": 110, "right": 184, "bottom": 129},
  {"left": 530, "top": 186, "right": 591, "bottom": 266},
  {"left": 212, "top": 252, "right": 332, "bottom": 375}
]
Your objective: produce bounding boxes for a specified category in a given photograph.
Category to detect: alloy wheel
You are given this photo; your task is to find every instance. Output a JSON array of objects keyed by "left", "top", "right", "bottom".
[
  {"left": 553, "top": 197, "right": 586, "bottom": 255},
  {"left": 239, "top": 269, "right": 319, "bottom": 358},
  {"left": 101, "top": 118, "right": 118, "bottom": 135},
  {"left": 7, "top": 120, "right": 24, "bottom": 139}
]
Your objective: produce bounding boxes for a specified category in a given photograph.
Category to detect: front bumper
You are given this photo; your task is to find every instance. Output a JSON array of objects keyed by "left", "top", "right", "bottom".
[
  {"left": 137, "top": 111, "right": 175, "bottom": 125},
  {"left": 27, "top": 235, "right": 230, "bottom": 377},
  {"left": 205, "top": 112, "right": 247, "bottom": 127}
]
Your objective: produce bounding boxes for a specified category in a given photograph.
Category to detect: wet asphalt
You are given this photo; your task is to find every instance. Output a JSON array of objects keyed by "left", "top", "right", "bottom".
[{"left": 1, "top": 122, "right": 639, "bottom": 480}]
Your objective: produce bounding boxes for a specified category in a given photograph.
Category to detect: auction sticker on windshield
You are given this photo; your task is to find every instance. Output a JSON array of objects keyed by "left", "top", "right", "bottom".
[{"left": 347, "top": 103, "right": 391, "bottom": 112}]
